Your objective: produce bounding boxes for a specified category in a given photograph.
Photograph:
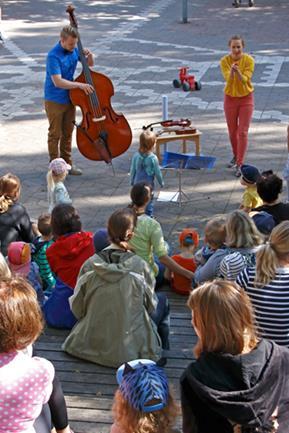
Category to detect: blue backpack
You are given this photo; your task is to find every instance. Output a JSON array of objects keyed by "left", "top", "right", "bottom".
[
  {"left": 42, "top": 278, "right": 77, "bottom": 329},
  {"left": 134, "top": 155, "right": 154, "bottom": 186}
]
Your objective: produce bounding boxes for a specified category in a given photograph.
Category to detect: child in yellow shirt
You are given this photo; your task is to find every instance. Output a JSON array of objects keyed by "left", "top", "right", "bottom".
[{"left": 240, "top": 164, "right": 262, "bottom": 212}]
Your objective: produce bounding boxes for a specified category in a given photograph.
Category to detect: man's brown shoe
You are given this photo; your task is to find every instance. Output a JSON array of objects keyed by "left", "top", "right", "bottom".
[{"left": 68, "top": 165, "right": 82, "bottom": 176}]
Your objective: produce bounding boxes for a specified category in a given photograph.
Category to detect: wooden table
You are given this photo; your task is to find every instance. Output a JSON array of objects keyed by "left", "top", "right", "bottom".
[{"left": 155, "top": 130, "right": 202, "bottom": 162}]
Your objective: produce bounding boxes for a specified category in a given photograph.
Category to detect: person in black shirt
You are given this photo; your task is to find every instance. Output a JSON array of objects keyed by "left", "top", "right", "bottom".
[
  {"left": 0, "top": 173, "right": 35, "bottom": 256},
  {"left": 253, "top": 172, "right": 289, "bottom": 224},
  {"left": 180, "top": 280, "right": 289, "bottom": 433}
]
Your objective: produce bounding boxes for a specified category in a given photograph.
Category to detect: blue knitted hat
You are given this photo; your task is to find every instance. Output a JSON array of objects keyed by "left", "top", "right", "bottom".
[
  {"left": 240, "top": 164, "right": 260, "bottom": 184},
  {"left": 252, "top": 211, "right": 275, "bottom": 235},
  {"left": 117, "top": 360, "right": 169, "bottom": 413},
  {"left": 93, "top": 228, "right": 109, "bottom": 253}
]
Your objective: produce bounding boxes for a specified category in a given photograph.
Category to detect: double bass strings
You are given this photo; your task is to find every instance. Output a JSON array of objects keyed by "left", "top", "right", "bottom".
[{"left": 77, "top": 38, "right": 104, "bottom": 123}]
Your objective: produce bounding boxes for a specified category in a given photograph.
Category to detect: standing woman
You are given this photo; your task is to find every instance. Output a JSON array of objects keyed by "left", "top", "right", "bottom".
[{"left": 221, "top": 35, "right": 255, "bottom": 177}]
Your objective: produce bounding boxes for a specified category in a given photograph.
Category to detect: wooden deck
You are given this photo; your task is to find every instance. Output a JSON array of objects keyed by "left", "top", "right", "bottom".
[{"left": 34, "top": 290, "right": 197, "bottom": 433}]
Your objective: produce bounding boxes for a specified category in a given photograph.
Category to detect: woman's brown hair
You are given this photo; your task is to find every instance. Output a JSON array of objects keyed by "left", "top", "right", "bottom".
[
  {"left": 0, "top": 277, "right": 43, "bottom": 352},
  {"left": 112, "top": 389, "right": 179, "bottom": 433},
  {"left": 188, "top": 280, "right": 258, "bottom": 358},
  {"left": 228, "top": 35, "right": 245, "bottom": 47},
  {"left": 107, "top": 208, "right": 137, "bottom": 250},
  {"left": 0, "top": 173, "right": 21, "bottom": 213},
  {"left": 255, "top": 221, "right": 289, "bottom": 286}
]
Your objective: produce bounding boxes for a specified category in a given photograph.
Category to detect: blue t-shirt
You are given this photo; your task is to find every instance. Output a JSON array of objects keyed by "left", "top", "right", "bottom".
[{"left": 44, "top": 42, "right": 79, "bottom": 104}]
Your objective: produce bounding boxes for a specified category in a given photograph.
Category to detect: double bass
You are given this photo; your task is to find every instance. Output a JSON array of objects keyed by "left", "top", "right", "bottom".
[{"left": 67, "top": 5, "right": 132, "bottom": 164}]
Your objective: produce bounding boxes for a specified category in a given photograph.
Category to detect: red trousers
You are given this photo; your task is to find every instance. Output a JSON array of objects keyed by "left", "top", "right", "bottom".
[{"left": 224, "top": 92, "right": 254, "bottom": 166}]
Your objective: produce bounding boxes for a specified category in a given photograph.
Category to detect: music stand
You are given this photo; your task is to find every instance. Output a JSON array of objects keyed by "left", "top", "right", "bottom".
[{"left": 159, "top": 151, "right": 216, "bottom": 207}]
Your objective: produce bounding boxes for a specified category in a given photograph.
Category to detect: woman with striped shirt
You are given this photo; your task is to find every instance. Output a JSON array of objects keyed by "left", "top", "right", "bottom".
[{"left": 237, "top": 221, "right": 289, "bottom": 347}]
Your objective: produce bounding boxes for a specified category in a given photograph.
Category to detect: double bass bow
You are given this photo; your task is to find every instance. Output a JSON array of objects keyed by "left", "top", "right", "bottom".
[{"left": 66, "top": 5, "right": 132, "bottom": 164}]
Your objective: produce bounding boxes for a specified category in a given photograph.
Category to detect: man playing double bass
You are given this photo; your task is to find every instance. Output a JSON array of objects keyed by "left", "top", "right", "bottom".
[{"left": 44, "top": 25, "right": 94, "bottom": 175}]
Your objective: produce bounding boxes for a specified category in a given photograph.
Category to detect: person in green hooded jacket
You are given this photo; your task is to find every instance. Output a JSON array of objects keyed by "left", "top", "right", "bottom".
[{"left": 63, "top": 208, "right": 169, "bottom": 367}]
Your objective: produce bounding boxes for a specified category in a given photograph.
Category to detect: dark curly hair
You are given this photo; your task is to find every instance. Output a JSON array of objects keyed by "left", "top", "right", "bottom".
[{"left": 256, "top": 173, "right": 282, "bottom": 203}]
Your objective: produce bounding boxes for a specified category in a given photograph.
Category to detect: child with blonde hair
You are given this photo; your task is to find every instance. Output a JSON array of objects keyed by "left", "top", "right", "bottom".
[
  {"left": 111, "top": 359, "right": 179, "bottom": 433},
  {"left": 0, "top": 173, "right": 35, "bottom": 256},
  {"left": 194, "top": 216, "right": 228, "bottom": 283},
  {"left": 180, "top": 279, "right": 289, "bottom": 433},
  {"left": 215, "top": 210, "right": 264, "bottom": 281},
  {"left": 47, "top": 158, "right": 72, "bottom": 213},
  {"left": 130, "top": 130, "right": 164, "bottom": 217},
  {"left": 237, "top": 220, "right": 289, "bottom": 347}
]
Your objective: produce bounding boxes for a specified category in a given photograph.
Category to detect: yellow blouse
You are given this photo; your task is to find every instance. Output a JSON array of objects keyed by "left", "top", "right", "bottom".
[{"left": 220, "top": 53, "right": 254, "bottom": 97}]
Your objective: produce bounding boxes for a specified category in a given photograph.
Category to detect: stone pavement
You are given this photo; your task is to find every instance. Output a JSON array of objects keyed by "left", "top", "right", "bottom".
[{"left": 0, "top": 0, "right": 289, "bottom": 249}]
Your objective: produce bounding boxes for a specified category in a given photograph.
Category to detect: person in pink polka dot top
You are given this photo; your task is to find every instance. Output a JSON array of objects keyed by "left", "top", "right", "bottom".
[{"left": 0, "top": 277, "right": 72, "bottom": 433}]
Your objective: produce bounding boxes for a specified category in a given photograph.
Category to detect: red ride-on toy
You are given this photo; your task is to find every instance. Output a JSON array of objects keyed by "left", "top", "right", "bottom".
[{"left": 173, "top": 67, "right": 202, "bottom": 92}]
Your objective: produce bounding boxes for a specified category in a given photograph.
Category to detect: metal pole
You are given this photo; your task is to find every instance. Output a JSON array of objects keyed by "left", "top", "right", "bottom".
[
  {"left": 162, "top": 95, "right": 169, "bottom": 154},
  {"left": 182, "top": 0, "right": 188, "bottom": 23},
  {"left": 162, "top": 95, "right": 168, "bottom": 121}
]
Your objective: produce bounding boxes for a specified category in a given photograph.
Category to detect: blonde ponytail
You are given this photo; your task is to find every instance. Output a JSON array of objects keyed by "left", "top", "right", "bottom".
[
  {"left": 0, "top": 173, "right": 21, "bottom": 214},
  {"left": 0, "top": 195, "right": 14, "bottom": 213},
  {"left": 254, "top": 243, "right": 279, "bottom": 286},
  {"left": 47, "top": 169, "right": 55, "bottom": 193},
  {"left": 47, "top": 169, "right": 55, "bottom": 211},
  {"left": 255, "top": 221, "right": 289, "bottom": 286}
]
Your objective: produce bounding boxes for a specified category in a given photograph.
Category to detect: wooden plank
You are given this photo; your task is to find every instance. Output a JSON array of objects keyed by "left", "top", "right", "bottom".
[
  {"left": 34, "top": 288, "right": 196, "bottom": 431},
  {"left": 60, "top": 377, "right": 180, "bottom": 395},
  {"left": 52, "top": 361, "right": 188, "bottom": 379},
  {"left": 66, "top": 395, "right": 113, "bottom": 410},
  {"left": 68, "top": 407, "right": 112, "bottom": 423},
  {"left": 35, "top": 348, "right": 194, "bottom": 364},
  {"left": 69, "top": 421, "right": 110, "bottom": 433}
]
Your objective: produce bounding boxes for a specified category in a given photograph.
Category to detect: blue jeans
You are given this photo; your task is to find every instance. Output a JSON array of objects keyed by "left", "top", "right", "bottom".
[
  {"left": 145, "top": 192, "right": 154, "bottom": 217},
  {"left": 150, "top": 293, "right": 170, "bottom": 350}
]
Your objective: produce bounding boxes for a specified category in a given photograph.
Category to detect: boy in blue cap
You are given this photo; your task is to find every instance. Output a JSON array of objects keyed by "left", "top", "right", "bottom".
[{"left": 239, "top": 164, "right": 263, "bottom": 212}]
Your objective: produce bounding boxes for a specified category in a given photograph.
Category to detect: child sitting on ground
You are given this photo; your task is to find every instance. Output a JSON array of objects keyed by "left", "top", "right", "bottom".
[
  {"left": 130, "top": 129, "right": 164, "bottom": 217},
  {"left": 239, "top": 164, "right": 262, "bottom": 212},
  {"left": 7, "top": 241, "right": 45, "bottom": 306},
  {"left": 169, "top": 229, "right": 199, "bottom": 295},
  {"left": 194, "top": 216, "right": 227, "bottom": 284},
  {"left": 47, "top": 158, "right": 72, "bottom": 213},
  {"left": 31, "top": 213, "right": 56, "bottom": 294},
  {"left": 111, "top": 359, "right": 179, "bottom": 433},
  {"left": 0, "top": 277, "right": 73, "bottom": 433}
]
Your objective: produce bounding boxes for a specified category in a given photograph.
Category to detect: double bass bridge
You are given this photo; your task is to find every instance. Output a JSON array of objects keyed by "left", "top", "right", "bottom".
[{"left": 92, "top": 115, "right": 106, "bottom": 123}]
